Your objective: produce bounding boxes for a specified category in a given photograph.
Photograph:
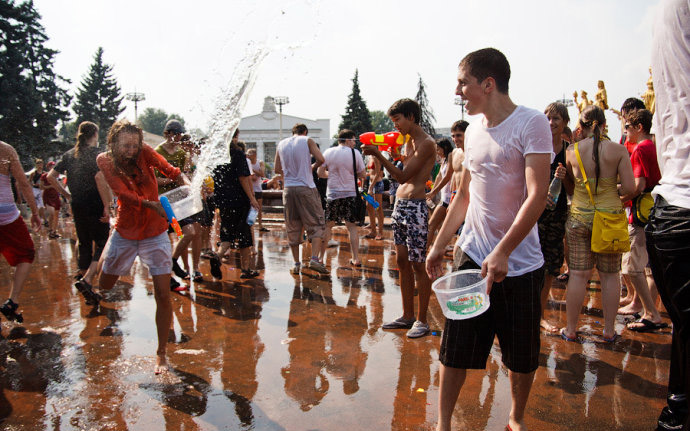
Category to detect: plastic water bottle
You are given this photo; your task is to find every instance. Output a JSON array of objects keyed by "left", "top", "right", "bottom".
[
  {"left": 246, "top": 207, "right": 258, "bottom": 226},
  {"left": 546, "top": 177, "right": 562, "bottom": 210}
]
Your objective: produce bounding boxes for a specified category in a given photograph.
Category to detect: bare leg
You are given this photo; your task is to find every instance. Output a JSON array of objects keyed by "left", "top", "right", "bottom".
[
  {"left": 319, "top": 221, "right": 335, "bottom": 261},
  {"left": 256, "top": 198, "right": 264, "bottom": 229},
  {"left": 346, "top": 221, "right": 360, "bottom": 264},
  {"left": 625, "top": 272, "right": 663, "bottom": 328},
  {"left": 618, "top": 273, "right": 642, "bottom": 313},
  {"left": 239, "top": 246, "right": 251, "bottom": 271},
  {"left": 427, "top": 205, "right": 447, "bottom": 248},
  {"left": 365, "top": 203, "right": 376, "bottom": 237},
  {"left": 508, "top": 370, "right": 536, "bottom": 431},
  {"left": 562, "top": 269, "right": 591, "bottom": 339},
  {"left": 412, "top": 261, "right": 431, "bottom": 323},
  {"left": 540, "top": 273, "right": 559, "bottom": 333},
  {"left": 82, "top": 260, "right": 101, "bottom": 286},
  {"left": 374, "top": 193, "right": 384, "bottom": 239},
  {"left": 396, "top": 245, "right": 415, "bottom": 321},
  {"left": 9, "top": 262, "right": 32, "bottom": 302},
  {"left": 599, "top": 271, "right": 622, "bottom": 339},
  {"left": 619, "top": 273, "right": 636, "bottom": 307},
  {"left": 190, "top": 222, "right": 201, "bottom": 273},
  {"left": 151, "top": 273, "right": 173, "bottom": 374},
  {"left": 436, "top": 364, "right": 466, "bottom": 431},
  {"left": 311, "top": 237, "right": 324, "bottom": 262}
]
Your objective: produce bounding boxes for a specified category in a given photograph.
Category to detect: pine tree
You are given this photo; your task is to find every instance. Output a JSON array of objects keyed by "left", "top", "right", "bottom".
[
  {"left": 73, "top": 47, "right": 125, "bottom": 145},
  {"left": 339, "top": 70, "right": 372, "bottom": 142},
  {"left": 0, "top": 0, "right": 71, "bottom": 166},
  {"left": 415, "top": 74, "right": 437, "bottom": 137}
]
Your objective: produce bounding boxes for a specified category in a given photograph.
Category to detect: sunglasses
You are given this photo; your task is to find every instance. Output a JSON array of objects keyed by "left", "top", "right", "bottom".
[{"left": 624, "top": 124, "right": 633, "bottom": 130}]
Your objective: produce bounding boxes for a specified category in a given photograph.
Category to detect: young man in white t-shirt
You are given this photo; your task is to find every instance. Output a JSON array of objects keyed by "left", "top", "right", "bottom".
[
  {"left": 426, "top": 48, "right": 552, "bottom": 431},
  {"left": 317, "top": 129, "right": 366, "bottom": 265}
]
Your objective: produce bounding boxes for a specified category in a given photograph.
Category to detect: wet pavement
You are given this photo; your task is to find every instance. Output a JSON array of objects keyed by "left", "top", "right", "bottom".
[{"left": 0, "top": 217, "right": 671, "bottom": 430}]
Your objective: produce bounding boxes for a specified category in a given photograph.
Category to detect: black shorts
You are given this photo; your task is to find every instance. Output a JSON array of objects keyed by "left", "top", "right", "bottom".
[
  {"left": 537, "top": 208, "right": 567, "bottom": 276},
  {"left": 325, "top": 197, "right": 357, "bottom": 224},
  {"left": 439, "top": 253, "right": 544, "bottom": 374},
  {"left": 195, "top": 199, "right": 215, "bottom": 227},
  {"left": 219, "top": 206, "right": 253, "bottom": 249},
  {"left": 254, "top": 191, "right": 263, "bottom": 200}
]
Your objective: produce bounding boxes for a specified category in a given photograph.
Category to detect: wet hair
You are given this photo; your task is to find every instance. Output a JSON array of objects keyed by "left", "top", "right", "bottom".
[
  {"left": 338, "top": 129, "right": 356, "bottom": 142},
  {"left": 627, "top": 109, "right": 653, "bottom": 135},
  {"left": 620, "top": 98, "right": 645, "bottom": 115},
  {"left": 106, "top": 119, "right": 144, "bottom": 180},
  {"left": 237, "top": 141, "right": 246, "bottom": 152},
  {"left": 75, "top": 121, "right": 99, "bottom": 158},
  {"left": 544, "top": 102, "right": 570, "bottom": 125},
  {"left": 233, "top": 128, "right": 240, "bottom": 139},
  {"left": 292, "top": 123, "right": 308, "bottom": 135},
  {"left": 578, "top": 105, "right": 607, "bottom": 191},
  {"left": 451, "top": 120, "right": 469, "bottom": 132},
  {"left": 459, "top": 48, "right": 511, "bottom": 94},
  {"left": 35, "top": 158, "right": 43, "bottom": 165},
  {"left": 436, "top": 138, "right": 454, "bottom": 159},
  {"left": 387, "top": 98, "right": 420, "bottom": 124}
]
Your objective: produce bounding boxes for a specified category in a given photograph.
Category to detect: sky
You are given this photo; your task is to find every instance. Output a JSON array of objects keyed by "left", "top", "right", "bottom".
[{"left": 32, "top": 0, "right": 660, "bottom": 143}]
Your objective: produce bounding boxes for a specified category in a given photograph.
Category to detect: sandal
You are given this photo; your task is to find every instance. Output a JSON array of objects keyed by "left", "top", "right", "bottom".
[
  {"left": 240, "top": 269, "right": 259, "bottom": 279},
  {"left": 601, "top": 333, "right": 619, "bottom": 343},
  {"left": 349, "top": 260, "right": 362, "bottom": 267},
  {"left": 559, "top": 328, "right": 578, "bottom": 342},
  {"left": 627, "top": 318, "right": 668, "bottom": 332},
  {"left": 556, "top": 272, "right": 569, "bottom": 282}
]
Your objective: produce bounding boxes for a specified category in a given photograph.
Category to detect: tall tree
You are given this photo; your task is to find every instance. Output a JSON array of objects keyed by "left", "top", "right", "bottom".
[
  {"left": 0, "top": 0, "right": 71, "bottom": 166},
  {"left": 339, "top": 69, "right": 372, "bottom": 142},
  {"left": 137, "top": 107, "right": 186, "bottom": 136},
  {"left": 370, "top": 110, "right": 394, "bottom": 134},
  {"left": 72, "top": 47, "right": 125, "bottom": 145},
  {"left": 415, "top": 74, "right": 437, "bottom": 137}
]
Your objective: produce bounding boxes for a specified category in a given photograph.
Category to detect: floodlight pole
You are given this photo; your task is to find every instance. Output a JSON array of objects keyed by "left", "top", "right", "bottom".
[
  {"left": 454, "top": 96, "right": 466, "bottom": 121},
  {"left": 126, "top": 91, "right": 146, "bottom": 122},
  {"left": 273, "top": 96, "right": 290, "bottom": 140}
]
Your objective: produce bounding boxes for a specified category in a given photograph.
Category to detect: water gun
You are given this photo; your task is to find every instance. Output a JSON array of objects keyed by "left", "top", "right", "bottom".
[
  {"left": 361, "top": 191, "right": 380, "bottom": 209},
  {"left": 359, "top": 131, "right": 406, "bottom": 158},
  {"left": 426, "top": 180, "right": 434, "bottom": 190},
  {"left": 159, "top": 196, "right": 184, "bottom": 239}
]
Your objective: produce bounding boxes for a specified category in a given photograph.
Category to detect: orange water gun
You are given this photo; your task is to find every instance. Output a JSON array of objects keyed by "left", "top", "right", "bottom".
[
  {"left": 359, "top": 131, "right": 406, "bottom": 158},
  {"left": 160, "top": 196, "right": 184, "bottom": 239}
]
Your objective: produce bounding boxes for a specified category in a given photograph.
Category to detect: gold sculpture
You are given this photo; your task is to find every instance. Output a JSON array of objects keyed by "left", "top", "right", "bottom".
[
  {"left": 574, "top": 90, "right": 592, "bottom": 114},
  {"left": 642, "top": 67, "right": 655, "bottom": 114},
  {"left": 595, "top": 80, "right": 609, "bottom": 110}
]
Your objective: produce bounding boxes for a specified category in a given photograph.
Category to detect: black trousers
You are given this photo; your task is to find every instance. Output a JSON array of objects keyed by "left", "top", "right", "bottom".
[
  {"left": 646, "top": 196, "right": 690, "bottom": 427},
  {"left": 72, "top": 204, "right": 110, "bottom": 271}
]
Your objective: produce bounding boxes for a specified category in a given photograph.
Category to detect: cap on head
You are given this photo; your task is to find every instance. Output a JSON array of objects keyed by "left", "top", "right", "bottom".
[
  {"left": 46, "top": 161, "right": 56, "bottom": 169},
  {"left": 164, "top": 119, "right": 185, "bottom": 134}
]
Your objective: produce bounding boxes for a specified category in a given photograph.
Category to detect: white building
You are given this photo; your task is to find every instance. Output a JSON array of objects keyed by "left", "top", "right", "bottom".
[{"left": 239, "top": 96, "right": 330, "bottom": 176}]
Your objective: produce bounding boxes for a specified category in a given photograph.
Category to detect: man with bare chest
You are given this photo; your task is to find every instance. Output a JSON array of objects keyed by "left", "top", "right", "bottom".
[{"left": 362, "top": 98, "right": 436, "bottom": 338}]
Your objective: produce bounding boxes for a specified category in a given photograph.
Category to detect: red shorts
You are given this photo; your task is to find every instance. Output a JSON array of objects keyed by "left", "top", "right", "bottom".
[{"left": 0, "top": 216, "right": 35, "bottom": 266}]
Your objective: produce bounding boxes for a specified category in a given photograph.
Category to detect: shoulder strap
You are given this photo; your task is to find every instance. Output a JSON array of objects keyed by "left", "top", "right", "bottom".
[
  {"left": 351, "top": 148, "right": 359, "bottom": 195},
  {"left": 574, "top": 142, "right": 596, "bottom": 208}
]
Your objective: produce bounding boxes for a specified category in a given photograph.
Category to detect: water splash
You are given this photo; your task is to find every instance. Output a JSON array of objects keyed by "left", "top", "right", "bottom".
[{"left": 191, "top": 43, "right": 270, "bottom": 194}]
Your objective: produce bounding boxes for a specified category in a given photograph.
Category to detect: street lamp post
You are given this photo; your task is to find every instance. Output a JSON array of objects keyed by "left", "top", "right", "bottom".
[
  {"left": 273, "top": 96, "right": 290, "bottom": 140},
  {"left": 454, "top": 96, "right": 466, "bottom": 121},
  {"left": 557, "top": 94, "right": 574, "bottom": 107},
  {"left": 126, "top": 91, "right": 146, "bottom": 123}
]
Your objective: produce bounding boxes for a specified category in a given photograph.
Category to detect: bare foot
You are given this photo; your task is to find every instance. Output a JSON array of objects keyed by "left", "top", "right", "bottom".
[
  {"left": 155, "top": 354, "right": 169, "bottom": 375},
  {"left": 619, "top": 296, "right": 634, "bottom": 307},
  {"left": 618, "top": 303, "right": 643, "bottom": 315},
  {"left": 540, "top": 319, "right": 559, "bottom": 333},
  {"left": 507, "top": 416, "right": 527, "bottom": 431}
]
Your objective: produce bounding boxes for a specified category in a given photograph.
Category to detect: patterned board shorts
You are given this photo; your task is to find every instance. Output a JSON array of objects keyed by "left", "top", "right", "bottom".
[
  {"left": 391, "top": 198, "right": 428, "bottom": 263},
  {"left": 566, "top": 216, "right": 621, "bottom": 273},
  {"left": 537, "top": 208, "right": 567, "bottom": 276},
  {"left": 372, "top": 180, "right": 384, "bottom": 195},
  {"left": 325, "top": 197, "right": 357, "bottom": 224}
]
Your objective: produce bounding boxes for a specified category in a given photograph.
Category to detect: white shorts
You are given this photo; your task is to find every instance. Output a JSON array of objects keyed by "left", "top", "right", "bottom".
[
  {"left": 101, "top": 230, "right": 172, "bottom": 276},
  {"left": 32, "top": 187, "right": 44, "bottom": 208}
]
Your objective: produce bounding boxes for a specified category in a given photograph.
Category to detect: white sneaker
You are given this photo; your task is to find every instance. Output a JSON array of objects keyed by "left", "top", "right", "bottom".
[
  {"left": 406, "top": 321, "right": 430, "bottom": 338},
  {"left": 327, "top": 239, "right": 339, "bottom": 247}
]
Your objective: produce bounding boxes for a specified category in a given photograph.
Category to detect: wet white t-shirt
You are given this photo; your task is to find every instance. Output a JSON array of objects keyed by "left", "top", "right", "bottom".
[
  {"left": 322, "top": 145, "right": 365, "bottom": 200},
  {"left": 458, "top": 105, "right": 553, "bottom": 276},
  {"left": 277, "top": 135, "right": 316, "bottom": 188}
]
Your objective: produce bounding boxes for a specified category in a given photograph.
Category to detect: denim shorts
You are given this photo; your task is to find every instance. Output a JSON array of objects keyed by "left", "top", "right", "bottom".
[{"left": 101, "top": 230, "right": 172, "bottom": 276}]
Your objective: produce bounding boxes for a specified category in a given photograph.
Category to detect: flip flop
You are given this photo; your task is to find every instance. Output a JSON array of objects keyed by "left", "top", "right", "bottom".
[
  {"left": 349, "top": 260, "right": 362, "bottom": 267},
  {"left": 556, "top": 272, "right": 569, "bottom": 282},
  {"left": 627, "top": 318, "right": 669, "bottom": 332},
  {"left": 602, "top": 333, "right": 619, "bottom": 343},
  {"left": 559, "top": 328, "right": 578, "bottom": 342}
]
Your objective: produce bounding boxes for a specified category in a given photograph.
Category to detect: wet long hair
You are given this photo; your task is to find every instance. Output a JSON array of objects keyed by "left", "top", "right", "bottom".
[
  {"left": 436, "top": 138, "right": 454, "bottom": 160},
  {"left": 75, "top": 121, "right": 99, "bottom": 158},
  {"left": 106, "top": 119, "right": 144, "bottom": 180},
  {"left": 578, "top": 105, "right": 606, "bottom": 192}
]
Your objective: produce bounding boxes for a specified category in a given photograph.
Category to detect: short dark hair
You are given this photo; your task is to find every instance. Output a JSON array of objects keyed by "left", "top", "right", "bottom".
[
  {"left": 544, "top": 102, "right": 570, "bottom": 125},
  {"left": 459, "top": 48, "right": 511, "bottom": 94},
  {"left": 292, "top": 123, "right": 308, "bottom": 135},
  {"left": 338, "top": 129, "right": 356, "bottom": 142},
  {"left": 436, "top": 138, "right": 454, "bottom": 158},
  {"left": 620, "top": 98, "right": 645, "bottom": 115},
  {"left": 627, "top": 109, "right": 653, "bottom": 134},
  {"left": 451, "top": 120, "right": 469, "bottom": 132},
  {"left": 387, "top": 98, "right": 421, "bottom": 124}
]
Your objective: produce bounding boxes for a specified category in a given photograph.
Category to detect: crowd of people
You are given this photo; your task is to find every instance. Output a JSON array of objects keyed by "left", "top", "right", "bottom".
[{"left": 0, "top": 1, "right": 688, "bottom": 427}]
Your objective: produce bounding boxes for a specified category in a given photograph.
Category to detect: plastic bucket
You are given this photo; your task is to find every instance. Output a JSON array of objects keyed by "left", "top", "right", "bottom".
[
  {"left": 432, "top": 269, "right": 490, "bottom": 320},
  {"left": 159, "top": 185, "right": 203, "bottom": 221}
]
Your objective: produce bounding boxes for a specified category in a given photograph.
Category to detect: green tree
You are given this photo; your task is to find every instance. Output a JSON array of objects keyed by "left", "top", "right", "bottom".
[
  {"left": 0, "top": 0, "right": 71, "bottom": 166},
  {"left": 72, "top": 47, "right": 125, "bottom": 145},
  {"left": 415, "top": 74, "right": 436, "bottom": 137},
  {"left": 338, "top": 69, "right": 372, "bottom": 142},
  {"left": 371, "top": 110, "right": 394, "bottom": 133},
  {"left": 138, "top": 107, "right": 186, "bottom": 136}
]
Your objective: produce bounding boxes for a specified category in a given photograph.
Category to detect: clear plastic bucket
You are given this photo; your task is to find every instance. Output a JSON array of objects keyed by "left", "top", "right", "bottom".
[
  {"left": 159, "top": 185, "right": 203, "bottom": 222},
  {"left": 432, "top": 269, "right": 490, "bottom": 320}
]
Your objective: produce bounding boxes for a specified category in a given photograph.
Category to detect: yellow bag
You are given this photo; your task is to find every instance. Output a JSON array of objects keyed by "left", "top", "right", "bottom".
[
  {"left": 574, "top": 143, "right": 630, "bottom": 254},
  {"left": 631, "top": 192, "right": 654, "bottom": 226}
]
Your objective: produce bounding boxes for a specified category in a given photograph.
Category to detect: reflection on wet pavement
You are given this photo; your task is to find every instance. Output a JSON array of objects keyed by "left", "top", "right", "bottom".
[{"left": 0, "top": 221, "right": 670, "bottom": 430}]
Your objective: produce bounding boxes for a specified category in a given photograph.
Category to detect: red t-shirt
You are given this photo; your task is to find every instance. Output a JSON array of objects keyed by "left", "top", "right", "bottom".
[
  {"left": 628, "top": 139, "right": 661, "bottom": 223},
  {"left": 97, "top": 145, "right": 181, "bottom": 240}
]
